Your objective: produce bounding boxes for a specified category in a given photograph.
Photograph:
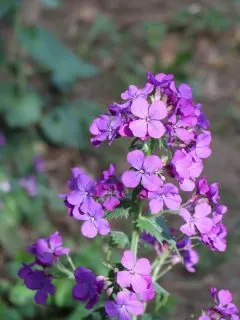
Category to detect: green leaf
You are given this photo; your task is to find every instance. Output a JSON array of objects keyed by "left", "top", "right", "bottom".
[
  {"left": 4, "top": 92, "right": 41, "bottom": 128},
  {"left": 142, "top": 315, "right": 153, "bottom": 320},
  {"left": 18, "top": 26, "right": 98, "bottom": 87},
  {"left": 9, "top": 284, "right": 34, "bottom": 306},
  {"left": 137, "top": 216, "right": 164, "bottom": 244},
  {"left": 154, "top": 282, "right": 170, "bottom": 312},
  {"left": 110, "top": 231, "right": 129, "bottom": 249},
  {"left": 0, "top": 0, "right": 19, "bottom": 18},
  {"left": 54, "top": 278, "right": 74, "bottom": 307},
  {"left": 67, "top": 305, "right": 91, "bottom": 320},
  {"left": 105, "top": 204, "right": 131, "bottom": 220},
  {"left": 40, "top": 101, "right": 100, "bottom": 149}
]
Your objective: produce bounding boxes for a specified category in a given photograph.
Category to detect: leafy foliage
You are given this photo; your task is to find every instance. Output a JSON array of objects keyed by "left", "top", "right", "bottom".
[
  {"left": 41, "top": 101, "right": 100, "bottom": 148},
  {"left": 109, "top": 231, "right": 129, "bottom": 249},
  {"left": 18, "top": 26, "right": 98, "bottom": 88},
  {"left": 105, "top": 204, "right": 131, "bottom": 220}
]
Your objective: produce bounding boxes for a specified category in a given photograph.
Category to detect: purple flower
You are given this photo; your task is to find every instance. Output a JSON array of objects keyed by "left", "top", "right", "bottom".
[
  {"left": 28, "top": 231, "right": 70, "bottom": 267},
  {"left": 76, "top": 203, "right": 110, "bottom": 238},
  {"left": 129, "top": 97, "right": 167, "bottom": 138},
  {"left": 147, "top": 72, "right": 174, "bottom": 87},
  {"left": 96, "top": 164, "right": 124, "bottom": 211},
  {"left": 199, "top": 288, "right": 239, "bottom": 319},
  {"left": 90, "top": 114, "right": 122, "bottom": 146},
  {"left": 121, "top": 83, "right": 153, "bottom": 101},
  {"left": 193, "top": 131, "right": 212, "bottom": 159},
  {"left": 117, "top": 250, "right": 151, "bottom": 294},
  {"left": 105, "top": 290, "right": 144, "bottom": 320},
  {"left": 148, "top": 183, "right": 182, "bottom": 214},
  {"left": 73, "top": 267, "right": 104, "bottom": 309},
  {"left": 180, "top": 202, "right": 213, "bottom": 236},
  {"left": 122, "top": 150, "right": 162, "bottom": 191},
  {"left": 18, "top": 263, "right": 55, "bottom": 305},
  {"left": 19, "top": 176, "right": 37, "bottom": 197},
  {"left": 65, "top": 171, "right": 97, "bottom": 215},
  {"left": 176, "top": 239, "right": 199, "bottom": 272},
  {"left": 33, "top": 156, "right": 45, "bottom": 172},
  {"left": 171, "top": 150, "right": 193, "bottom": 180},
  {"left": 201, "top": 222, "right": 227, "bottom": 252}
]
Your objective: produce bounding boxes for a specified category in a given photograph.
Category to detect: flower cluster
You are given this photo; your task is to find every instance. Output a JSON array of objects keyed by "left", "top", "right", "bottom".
[
  {"left": 63, "top": 165, "right": 124, "bottom": 238},
  {"left": 198, "top": 288, "right": 239, "bottom": 320},
  {"left": 17, "top": 71, "right": 237, "bottom": 319},
  {"left": 18, "top": 232, "right": 69, "bottom": 304}
]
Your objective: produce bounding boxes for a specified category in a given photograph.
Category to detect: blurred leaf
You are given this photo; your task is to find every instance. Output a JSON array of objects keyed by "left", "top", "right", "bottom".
[
  {"left": 18, "top": 26, "right": 98, "bottom": 87},
  {"left": 54, "top": 278, "right": 74, "bottom": 307},
  {"left": 41, "top": 101, "right": 100, "bottom": 149},
  {"left": 0, "top": 0, "right": 19, "bottom": 18},
  {"left": 40, "top": 0, "right": 62, "bottom": 8},
  {"left": 154, "top": 282, "right": 170, "bottom": 312},
  {"left": 67, "top": 305, "right": 91, "bottom": 320},
  {"left": 4, "top": 92, "right": 41, "bottom": 128},
  {"left": 0, "top": 303, "right": 23, "bottom": 320},
  {"left": 141, "top": 22, "right": 167, "bottom": 49},
  {"left": 9, "top": 283, "right": 34, "bottom": 306},
  {"left": 142, "top": 315, "right": 153, "bottom": 320},
  {"left": 109, "top": 231, "right": 129, "bottom": 249}
]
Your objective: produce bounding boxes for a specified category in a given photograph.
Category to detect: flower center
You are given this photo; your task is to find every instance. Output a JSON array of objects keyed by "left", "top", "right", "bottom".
[
  {"left": 90, "top": 217, "right": 95, "bottom": 221},
  {"left": 146, "top": 117, "right": 150, "bottom": 122},
  {"left": 139, "top": 169, "right": 144, "bottom": 174}
]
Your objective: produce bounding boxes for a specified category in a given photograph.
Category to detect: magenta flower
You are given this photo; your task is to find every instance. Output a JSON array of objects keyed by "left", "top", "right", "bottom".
[
  {"left": 121, "top": 83, "right": 153, "bottom": 101},
  {"left": 193, "top": 131, "right": 212, "bottom": 159},
  {"left": 96, "top": 164, "right": 124, "bottom": 211},
  {"left": 105, "top": 291, "right": 144, "bottom": 320},
  {"left": 28, "top": 231, "right": 70, "bottom": 267},
  {"left": 180, "top": 202, "right": 213, "bottom": 236},
  {"left": 201, "top": 222, "right": 227, "bottom": 252},
  {"left": 176, "top": 239, "right": 199, "bottom": 273},
  {"left": 76, "top": 203, "right": 110, "bottom": 238},
  {"left": 90, "top": 114, "right": 122, "bottom": 146},
  {"left": 148, "top": 183, "right": 182, "bottom": 214},
  {"left": 198, "top": 288, "right": 239, "bottom": 319},
  {"left": 117, "top": 250, "right": 151, "bottom": 294},
  {"left": 19, "top": 175, "right": 37, "bottom": 197},
  {"left": 122, "top": 150, "right": 162, "bottom": 191},
  {"left": 18, "top": 263, "right": 55, "bottom": 305},
  {"left": 129, "top": 97, "right": 167, "bottom": 138},
  {"left": 65, "top": 172, "right": 96, "bottom": 215},
  {"left": 73, "top": 267, "right": 104, "bottom": 309}
]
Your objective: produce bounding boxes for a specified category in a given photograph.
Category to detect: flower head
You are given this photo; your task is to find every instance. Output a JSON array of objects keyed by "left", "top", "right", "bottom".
[
  {"left": 76, "top": 203, "right": 110, "bottom": 238},
  {"left": 105, "top": 291, "right": 144, "bottom": 320},
  {"left": 129, "top": 97, "right": 167, "bottom": 138},
  {"left": 180, "top": 202, "right": 213, "bottom": 236},
  {"left": 117, "top": 250, "right": 152, "bottom": 294},
  {"left": 122, "top": 150, "right": 162, "bottom": 191},
  {"left": 18, "top": 263, "right": 55, "bottom": 305},
  {"left": 73, "top": 267, "right": 104, "bottom": 309},
  {"left": 28, "top": 231, "right": 70, "bottom": 267}
]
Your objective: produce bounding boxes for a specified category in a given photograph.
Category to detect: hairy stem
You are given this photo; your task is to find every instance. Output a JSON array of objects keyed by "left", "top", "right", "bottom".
[{"left": 67, "top": 254, "right": 76, "bottom": 271}]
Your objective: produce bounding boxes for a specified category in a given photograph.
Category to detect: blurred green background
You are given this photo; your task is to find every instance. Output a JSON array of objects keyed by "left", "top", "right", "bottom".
[{"left": 0, "top": 0, "right": 239, "bottom": 319}]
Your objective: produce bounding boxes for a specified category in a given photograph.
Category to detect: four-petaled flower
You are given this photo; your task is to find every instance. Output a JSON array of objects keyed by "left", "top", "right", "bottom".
[
  {"left": 73, "top": 267, "right": 104, "bottom": 309},
  {"left": 105, "top": 291, "right": 144, "bottom": 320},
  {"left": 122, "top": 150, "right": 162, "bottom": 191},
  {"left": 28, "top": 231, "right": 70, "bottom": 267},
  {"left": 148, "top": 183, "right": 182, "bottom": 214},
  {"left": 76, "top": 203, "right": 110, "bottom": 238},
  {"left": 180, "top": 202, "right": 213, "bottom": 236},
  {"left": 129, "top": 97, "right": 167, "bottom": 138},
  {"left": 117, "top": 250, "right": 151, "bottom": 293}
]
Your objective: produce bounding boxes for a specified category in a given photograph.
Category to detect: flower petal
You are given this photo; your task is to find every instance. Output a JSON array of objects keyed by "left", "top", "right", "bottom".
[
  {"left": 149, "top": 101, "right": 167, "bottom": 120},
  {"left": 127, "top": 150, "right": 144, "bottom": 170},
  {"left": 131, "top": 97, "right": 149, "bottom": 118},
  {"left": 148, "top": 120, "right": 166, "bottom": 138},
  {"left": 122, "top": 170, "right": 141, "bottom": 188},
  {"left": 81, "top": 221, "right": 98, "bottom": 238},
  {"left": 121, "top": 250, "right": 135, "bottom": 269},
  {"left": 129, "top": 119, "right": 148, "bottom": 138}
]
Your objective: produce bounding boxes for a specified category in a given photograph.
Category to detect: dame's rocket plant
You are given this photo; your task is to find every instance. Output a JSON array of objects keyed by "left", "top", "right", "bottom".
[{"left": 18, "top": 72, "right": 239, "bottom": 319}]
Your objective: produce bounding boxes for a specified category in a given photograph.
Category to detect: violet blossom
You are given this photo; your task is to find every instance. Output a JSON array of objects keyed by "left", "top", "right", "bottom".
[
  {"left": 28, "top": 231, "right": 70, "bottom": 267},
  {"left": 129, "top": 97, "right": 167, "bottom": 138},
  {"left": 117, "top": 250, "right": 152, "bottom": 294},
  {"left": 122, "top": 150, "right": 162, "bottom": 191}
]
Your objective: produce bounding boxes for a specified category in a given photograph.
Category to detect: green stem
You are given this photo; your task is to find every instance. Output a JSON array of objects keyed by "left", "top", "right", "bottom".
[
  {"left": 156, "top": 265, "right": 173, "bottom": 281},
  {"left": 152, "top": 251, "right": 169, "bottom": 282},
  {"left": 67, "top": 254, "right": 76, "bottom": 271},
  {"left": 56, "top": 263, "right": 74, "bottom": 279}
]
